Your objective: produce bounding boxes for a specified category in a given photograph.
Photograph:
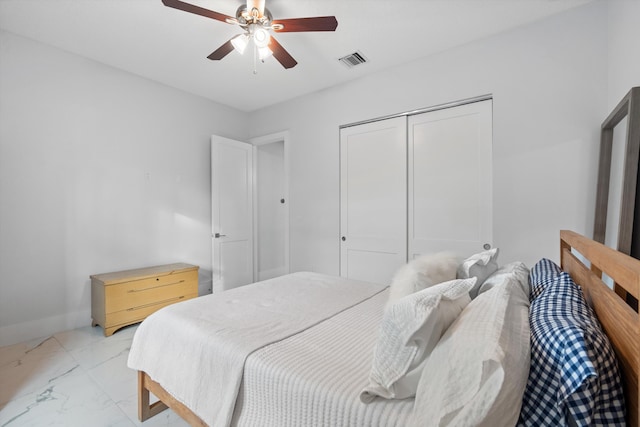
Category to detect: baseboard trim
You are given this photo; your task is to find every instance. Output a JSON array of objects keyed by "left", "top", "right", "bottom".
[{"left": 0, "top": 309, "right": 91, "bottom": 347}]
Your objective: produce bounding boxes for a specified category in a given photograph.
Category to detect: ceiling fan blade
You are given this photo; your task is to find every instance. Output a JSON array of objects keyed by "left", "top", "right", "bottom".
[
  {"left": 207, "top": 40, "right": 235, "bottom": 61},
  {"left": 162, "top": 0, "right": 233, "bottom": 23},
  {"left": 246, "top": 0, "right": 265, "bottom": 17},
  {"left": 269, "top": 37, "right": 297, "bottom": 69},
  {"left": 272, "top": 16, "right": 338, "bottom": 33}
]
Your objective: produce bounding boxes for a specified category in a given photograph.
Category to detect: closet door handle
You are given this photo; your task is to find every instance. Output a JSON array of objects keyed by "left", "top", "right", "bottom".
[{"left": 214, "top": 233, "right": 227, "bottom": 238}]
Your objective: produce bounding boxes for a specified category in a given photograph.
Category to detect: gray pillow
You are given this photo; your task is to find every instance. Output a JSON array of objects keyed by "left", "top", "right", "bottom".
[{"left": 457, "top": 248, "right": 499, "bottom": 298}]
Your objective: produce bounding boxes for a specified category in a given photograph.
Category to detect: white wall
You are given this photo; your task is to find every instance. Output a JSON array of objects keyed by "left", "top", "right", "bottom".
[
  {"left": 0, "top": 31, "right": 248, "bottom": 346},
  {"left": 249, "top": 1, "right": 609, "bottom": 274},
  {"left": 607, "top": 1, "right": 640, "bottom": 108}
]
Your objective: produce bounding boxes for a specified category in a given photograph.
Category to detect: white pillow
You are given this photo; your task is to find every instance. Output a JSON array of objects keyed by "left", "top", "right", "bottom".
[
  {"left": 412, "top": 262, "right": 530, "bottom": 427},
  {"left": 457, "top": 248, "right": 500, "bottom": 298},
  {"left": 360, "top": 277, "right": 477, "bottom": 403},
  {"left": 388, "top": 252, "right": 459, "bottom": 304},
  {"left": 478, "top": 261, "right": 530, "bottom": 297}
]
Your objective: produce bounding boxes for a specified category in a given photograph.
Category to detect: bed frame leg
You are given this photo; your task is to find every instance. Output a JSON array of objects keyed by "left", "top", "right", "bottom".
[{"left": 138, "top": 371, "right": 169, "bottom": 421}]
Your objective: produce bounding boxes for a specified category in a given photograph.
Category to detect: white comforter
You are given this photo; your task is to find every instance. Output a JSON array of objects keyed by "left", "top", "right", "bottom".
[
  {"left": 127, "top": 272, "right": 386, "bottom": 427},
  {"left": 233, "top": 289, "right": 415, "bottom": 427}
]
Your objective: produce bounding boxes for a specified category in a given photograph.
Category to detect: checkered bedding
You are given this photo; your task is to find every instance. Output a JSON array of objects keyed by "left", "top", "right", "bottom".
[
  {"left": 518, "top": 259, "right": 625, "bottom": 426},
  {"left": 528, "top": 257, "right": 563, "bottom": 299}
]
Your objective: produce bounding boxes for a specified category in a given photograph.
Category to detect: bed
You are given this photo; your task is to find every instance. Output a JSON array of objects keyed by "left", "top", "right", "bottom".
[{"left": 128, "top": 231, "right": 639, "bottom": 426}]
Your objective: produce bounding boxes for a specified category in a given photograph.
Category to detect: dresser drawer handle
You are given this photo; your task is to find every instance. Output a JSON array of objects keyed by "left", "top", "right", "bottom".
[
  {"left": 126, "top": 295, "right": 186, "bottom": 311},
  {"left": 127, "top": 280, "right": 185, "bottom": 293}
]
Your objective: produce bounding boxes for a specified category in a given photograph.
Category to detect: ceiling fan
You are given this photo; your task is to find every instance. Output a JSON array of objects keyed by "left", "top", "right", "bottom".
[{"left": 162, "top": 0, "right": 338, "bottom": 69}]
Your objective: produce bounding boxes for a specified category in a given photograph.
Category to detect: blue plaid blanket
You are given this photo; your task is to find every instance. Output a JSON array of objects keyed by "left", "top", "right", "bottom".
[{"left": 518, "top": 260, "right": 625, "bottom": 426}]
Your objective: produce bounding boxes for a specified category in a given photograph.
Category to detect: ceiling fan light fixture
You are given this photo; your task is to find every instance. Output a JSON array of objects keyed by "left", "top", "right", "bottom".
[
  {"left": 257, "top": 45, "right": 273, "bottom": 60},
  {"left": 162, "top": 0, "right": 338, "bottom": 70},
  {"left": 231, "top": 34, "right": 249, "bottom": 54},
  {"left": 252, "top": 26, "right": 271, "bottom": 48}
]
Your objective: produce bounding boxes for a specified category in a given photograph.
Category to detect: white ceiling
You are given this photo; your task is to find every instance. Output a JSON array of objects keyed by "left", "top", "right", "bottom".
[{"left": 0, "top": 0, "right": 593, "bottom": 112}]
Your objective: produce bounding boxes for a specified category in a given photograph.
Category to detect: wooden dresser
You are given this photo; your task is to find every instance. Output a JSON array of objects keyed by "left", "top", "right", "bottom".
[{"left": 91, "top": 263, "right": 199, "bottom": 336}]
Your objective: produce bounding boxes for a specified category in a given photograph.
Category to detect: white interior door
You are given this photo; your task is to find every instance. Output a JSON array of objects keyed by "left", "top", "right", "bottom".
[
  {"left": 340, "top": 117, "right": 407, "bottom": 284},
  {"left": 408, "top": 100, "right": 493, "bottom": 259},
  {"left": 211, "top": 135, "right": 254, "bottom": 291}
]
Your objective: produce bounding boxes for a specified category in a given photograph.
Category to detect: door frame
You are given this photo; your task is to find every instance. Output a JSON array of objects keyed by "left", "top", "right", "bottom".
[{"left": 249, "top": 131, "right": 290, "bottom": 280}]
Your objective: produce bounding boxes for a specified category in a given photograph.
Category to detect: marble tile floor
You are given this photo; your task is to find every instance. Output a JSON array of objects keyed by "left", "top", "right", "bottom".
[{"left": 0, "top": 324, "right": 189, "bottom": 427}]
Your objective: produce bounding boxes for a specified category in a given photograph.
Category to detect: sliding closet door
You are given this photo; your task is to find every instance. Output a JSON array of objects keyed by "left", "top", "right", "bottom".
[
  {"left": 340, "top": 117, "right": 407, "bottom": 284},
  {"left": 408, "top": 100, "right": 493, "bottom": 259}
]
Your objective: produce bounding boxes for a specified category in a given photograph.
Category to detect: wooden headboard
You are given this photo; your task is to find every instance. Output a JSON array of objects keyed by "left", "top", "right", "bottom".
[{"left": 560, "top": 230, "right": 639, "bottom": 426}]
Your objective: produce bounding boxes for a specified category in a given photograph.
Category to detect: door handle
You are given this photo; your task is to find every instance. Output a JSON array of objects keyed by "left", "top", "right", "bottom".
[{"left": 214, "top": 233, "right": 227, "bottom": 238}]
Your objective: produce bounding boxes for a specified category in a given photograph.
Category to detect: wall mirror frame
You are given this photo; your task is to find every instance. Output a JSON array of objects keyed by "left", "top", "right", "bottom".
[{"left": 594, "top": 86, "right": 640, "bottom": 256}]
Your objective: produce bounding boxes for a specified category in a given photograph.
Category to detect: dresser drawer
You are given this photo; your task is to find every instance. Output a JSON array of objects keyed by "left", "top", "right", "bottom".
[
  {"left": 106, "top": 293, "right": 197, "bottom": 328},
  {"left": 105, "top": 271, "right": 197, "bottom": 313}
]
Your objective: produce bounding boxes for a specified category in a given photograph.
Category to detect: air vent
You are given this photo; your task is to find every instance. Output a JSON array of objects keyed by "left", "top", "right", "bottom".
[{"left": 339, "top": 51, "right": 368, "bottom": 68}]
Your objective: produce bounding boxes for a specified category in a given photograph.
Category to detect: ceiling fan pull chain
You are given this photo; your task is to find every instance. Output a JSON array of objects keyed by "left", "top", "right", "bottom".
[{"left": 253, "top": 44, "right": 258, "bottom": 74}]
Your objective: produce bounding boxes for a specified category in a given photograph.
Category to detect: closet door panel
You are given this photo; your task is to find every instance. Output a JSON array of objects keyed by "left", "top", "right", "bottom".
[
  {"left": 340, "top": 117, "right": 407, "bottom": 284},
  {"left": 408, "top": 100, "right": 493, "bottom": 258}
]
